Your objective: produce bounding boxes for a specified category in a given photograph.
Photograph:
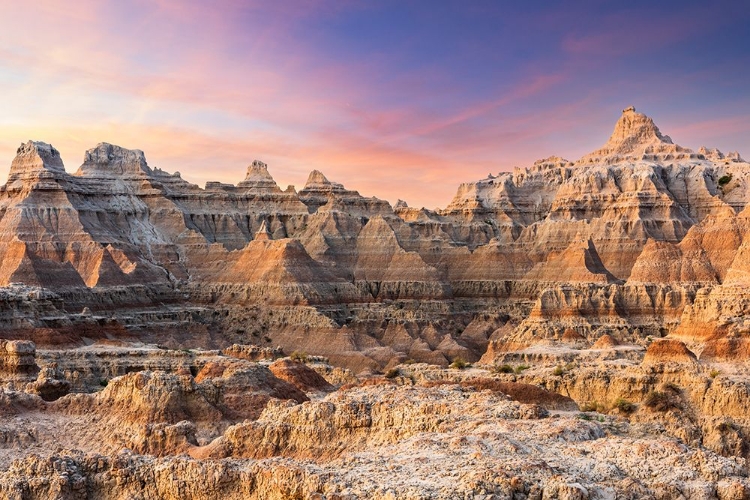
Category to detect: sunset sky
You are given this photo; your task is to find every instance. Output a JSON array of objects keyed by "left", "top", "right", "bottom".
[{"left": 1, "top": 0, "right": 749, "bottom": 208}]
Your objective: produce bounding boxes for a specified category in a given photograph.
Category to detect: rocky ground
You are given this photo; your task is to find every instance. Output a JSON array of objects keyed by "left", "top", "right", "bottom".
[{"left": 2, "top": 339, "right": 750, "bottom": 499}]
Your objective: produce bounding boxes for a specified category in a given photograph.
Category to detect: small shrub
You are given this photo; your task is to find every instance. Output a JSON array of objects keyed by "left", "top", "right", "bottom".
[
  {"left": 644, "top": 390, "right": 681, "bottom": 412},
  {"left": 552, "top": 365, "right": 565, "bottom": 377},
  {"left": 710, "top": 369, "right": 721, "bottom": 378},
  {"left": 384, "top": 368, "right": 400, "bottom": 379},
  {"left": 719, "top": 174, "right": 732, "bottom": 186},
  {"left": 450, "top": 357, "right": 469, "bottom": 370},
  {"left": 577, "top": 413, "right": 592, "bottom": 421},
  {"left": 99, "top": 379, "right": 109, "bottom": 388},
  {"left": 492, "top": 364, "right": 514, "bottom": 374},
  {"left": 580, "top": 401, "right": 600, "bottom": 412},
  {"left": 514, "top": 364, "right": 530, "bottom": 374},
  {"left": 290, "top": 350, "right": 309, "bottom": 363},
  {"left": 614, "top": 398, "right": 636, "bottom": 414},
  {"left": 403, "top": 358, "right": 416, "bottom": 365}
]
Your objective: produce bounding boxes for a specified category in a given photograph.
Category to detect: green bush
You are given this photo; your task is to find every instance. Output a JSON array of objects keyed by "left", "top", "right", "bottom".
[
  {"left": 492, "top": 364, "right": 514, "bottom": 374},
  {"left": 580, "top": 401, "right": 600, "bottom": 412},
  {"left": 719, "top": 174, "right": 732, "bottom": 186},
  {"left": 644, "top": 390, "right": 681, "bottom": 412},
  {"left": 290, "top": 351, "right": 309, "bottom": 363},
  {"left": 552, "top": 365, "right": 565, "bottom": 376},
  {"left": 450, "top": 357, "right": 469, "bottom": 370},
  {"left": 614, "top": 398, "right": 636, "bottom": 414},
  {"left": 514, "top": 364, "right": 530, "bottom": 374},
  {"left": 384, "top": 368, "right": 400, "bottom": 379}
]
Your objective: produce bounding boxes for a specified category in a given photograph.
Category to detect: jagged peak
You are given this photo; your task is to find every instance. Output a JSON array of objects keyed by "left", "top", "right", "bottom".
[
  {"left": 244, "top": 160, "right": 272, "bottom": 180},
  {"left": 76, "top": 143, "right": 151, "bottom": 177},
  {"left": 9, "top": 140, "right": 66, "bottom": 178},
  {"left": 609, "top": 106, "right": 673, "bottom": 145},
  {"left": 238, "top": 159, "right": 280, "bottom": 191},
  {"left": 395, "top": 199, "right": 409, "bottom": 209},
  {"left": 303, "top": 170, "right": 345, "bottom": 191},
  {"left": 727, "top": 151, "right": 745, "bottom": 163},
  {"left": 699, "top": 146, "right": 724, "bottom": 161},
  {"left": 532, "top": 156, "right": 572, "bottom": 170},
  {"left": 306, "top": 169, "right": 330, "bottom": 186},
  {"left": 577, "top": 106, "right": 695, "bottom": 164},
  {"left": 697, "top": 147, "right": 745, "bottom": 163}
]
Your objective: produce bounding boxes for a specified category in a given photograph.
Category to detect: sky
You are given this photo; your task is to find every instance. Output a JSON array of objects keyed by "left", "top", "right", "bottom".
[{"left": 1, "top": 0, "right": 749, "bottom": 209}]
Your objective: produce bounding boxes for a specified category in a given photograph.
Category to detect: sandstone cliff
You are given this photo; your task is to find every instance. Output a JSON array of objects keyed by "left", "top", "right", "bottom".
[{"left": 0, "top": 107, "right": 748, "bottom": 371}]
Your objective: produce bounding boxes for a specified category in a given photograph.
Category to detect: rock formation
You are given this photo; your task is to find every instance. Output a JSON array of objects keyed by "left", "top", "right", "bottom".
[
  {"left": 0, "top": 107, "right": 748, "bottom": 372},
  {"left": 1, "top": 107, "right": 750, "bottom": 497}
]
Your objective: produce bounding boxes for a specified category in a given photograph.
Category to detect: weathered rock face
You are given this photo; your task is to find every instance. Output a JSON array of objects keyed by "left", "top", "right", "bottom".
[
  {"left": 2, "top": 365, "right": 750, "bottom": 500},
  {"left": 0, "top": 107, "right": 748, "bottom": 371},
  {"left": 0, "top": 340, "right": 38, "bottom": 380},
  {"left": 76, "top": 142, "right": 151, "bottom": 178}
]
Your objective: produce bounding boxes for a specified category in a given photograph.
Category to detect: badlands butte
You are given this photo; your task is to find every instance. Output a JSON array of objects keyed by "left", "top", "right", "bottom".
[{"left": 1, "top": 106, "right": 750, "bottom": 498}]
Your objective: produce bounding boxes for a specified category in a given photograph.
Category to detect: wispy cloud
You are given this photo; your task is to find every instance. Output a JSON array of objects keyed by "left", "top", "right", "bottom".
[{"left": 1, "top": 1, "right": 748, "bottom": 209}]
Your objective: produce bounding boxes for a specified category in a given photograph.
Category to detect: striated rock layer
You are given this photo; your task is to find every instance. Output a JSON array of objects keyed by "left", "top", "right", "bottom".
[{"left": 0, "top": 107, "right": 748, "bottom": 370}]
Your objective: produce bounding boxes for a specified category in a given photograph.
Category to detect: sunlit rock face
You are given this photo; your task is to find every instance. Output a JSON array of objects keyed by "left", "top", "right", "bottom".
[
  {"left": 0, "top": 107, "right": 748, "bottom": 370},
  {"left": 2, "top": 108, "right": 750, "bottom": 499}
]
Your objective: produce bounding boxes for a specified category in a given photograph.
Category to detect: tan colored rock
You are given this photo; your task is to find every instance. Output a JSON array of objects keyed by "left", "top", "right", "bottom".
[
  {"left": 268, "top": 358, "right": 334, "bottom": 392},
  {"left": 642, "top": 339, "right": 697, "bottom": 364}
]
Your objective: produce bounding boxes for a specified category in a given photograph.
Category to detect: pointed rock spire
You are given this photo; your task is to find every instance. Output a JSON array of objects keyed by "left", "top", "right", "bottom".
[
  {"left": 577, "top": 106, "right": 693, "bottom": 164},
  {"left": 239, "top": 160, "right": 281, "bottom": 192}
]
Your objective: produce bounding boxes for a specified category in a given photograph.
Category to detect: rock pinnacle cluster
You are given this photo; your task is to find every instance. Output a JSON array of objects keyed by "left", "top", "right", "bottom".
[{"left": 1, "top": 108, "right": 750, "bottom": 499}]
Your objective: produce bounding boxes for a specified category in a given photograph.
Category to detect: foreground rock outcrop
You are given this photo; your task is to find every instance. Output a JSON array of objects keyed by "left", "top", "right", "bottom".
[{"left": 2, "top": 354, "right": 750, "bottom": 499}]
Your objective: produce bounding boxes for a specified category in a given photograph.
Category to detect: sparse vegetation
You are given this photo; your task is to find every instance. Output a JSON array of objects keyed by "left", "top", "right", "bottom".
[
  {"left": 710, "top": 369, "right": 721, "bottom": 378},
  {"left": 450, "top": 357, "right": 469, "bottom": 370},
  {"left": 384, "top": 368, "right": 400, "bottom": 379},
  {"left": 719, "top": 174, "right": 733, "bottom": 186},
  {"left": 491, "top": 364, "right": 514, "bottom": 374},
  {"left": 514, "top": 364, "right": 530, "bottom": 374},
  {"left": 614, "top": 398, "right": 636, "bottom": 414},
  {"left": 581, "top": 401, "right": 602, "bottom": 412},
  {"left": 644, "top": 390, "right": 681, "bottom": 412},
  {"left": 552, "top": 365, "right": 565, "bottom": 377},
  {"left": 577, "top": 413, "right": 592, "bottom": 421},
  {"left": 290, "top": 350, "right": 309, "bottom": 363},
  {"left": 99, "top": 378, "right": 108, "bottom": 387}
]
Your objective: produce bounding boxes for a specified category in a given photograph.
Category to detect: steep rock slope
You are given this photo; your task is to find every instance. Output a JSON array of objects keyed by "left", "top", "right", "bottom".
[{"left": 0, "top": 107, "right": 748, "bottom": 369}]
